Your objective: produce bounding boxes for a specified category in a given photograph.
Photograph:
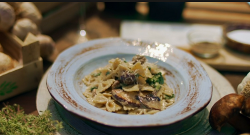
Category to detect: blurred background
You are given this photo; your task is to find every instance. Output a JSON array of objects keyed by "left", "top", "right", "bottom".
[
  {"left": 35, "top": 2, "right": 250, "bottom": 59},
  {"left": 37, "top": 2, "right": 250, "bottom": 73},
  {"left": 1, "top": 2, "right": 250, "bottom": 115}
]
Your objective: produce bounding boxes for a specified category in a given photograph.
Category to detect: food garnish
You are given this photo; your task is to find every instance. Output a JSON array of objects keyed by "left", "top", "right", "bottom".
[{"left": 0, "top": 104, "right": 63, "bottom": 135}]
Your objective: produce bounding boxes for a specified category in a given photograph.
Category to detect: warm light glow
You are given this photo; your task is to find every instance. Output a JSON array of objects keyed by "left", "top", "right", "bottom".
[
  {"left": 136, "top": 2, "right": 149, "bottom": 16},
  {"left": 80, "top": 30, "right": 86, "bottom": 36},
  {"left": 97, "top": 2, "right": 105, "bottom": 11},
  {"left": 140, "top": 43, "right": 171, "bottom": 62}
]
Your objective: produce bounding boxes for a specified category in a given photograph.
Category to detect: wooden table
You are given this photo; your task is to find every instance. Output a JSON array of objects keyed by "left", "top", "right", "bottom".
[{"left": 0, "top": 2, "right": 249, "bottom": 116}]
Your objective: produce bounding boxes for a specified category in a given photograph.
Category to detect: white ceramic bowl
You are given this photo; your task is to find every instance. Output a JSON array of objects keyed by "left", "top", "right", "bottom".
[
  {"left": 223, "top": 23, "right": 250, "bottom": 54},
  {"left": 47, "top": 38, "right": 212, "bottom": 127}
]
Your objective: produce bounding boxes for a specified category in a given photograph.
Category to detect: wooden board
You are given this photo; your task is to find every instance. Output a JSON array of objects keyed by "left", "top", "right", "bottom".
[
  {"left": 183, "top": 8, "right": 250, "bottom": 24},
  {"left": 183, "top": 2, "right": 250, "bottom": 24},
  {"left": 185, "top": 2, "right": 250, "bottom": 14},
  {"left": 178, "top": 46, "right": 250, "bottom": 72}
]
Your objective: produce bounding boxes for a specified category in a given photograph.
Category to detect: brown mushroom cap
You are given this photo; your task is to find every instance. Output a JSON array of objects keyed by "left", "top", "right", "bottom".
[
  {"left": 36, "top": 34, "right": 55, "bottom": 59},
  {"left": 0, "top": 52, "right": 14, "bottom": 74},
  {"left": 111, "top": 80, "right": 121, "bottom": 89},
  {"left": 132, "top": 55, "right": 146, "bottom": 65},
  {"left": 209, "top": 93, "right": 245, "bottom": 131},
  {"left": 242, "top": 97, "right": 250, "bottom": 117}
]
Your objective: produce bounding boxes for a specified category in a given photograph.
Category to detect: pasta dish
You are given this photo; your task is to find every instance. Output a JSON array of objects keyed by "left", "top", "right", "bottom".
[{"left": 82, "top": 55, "right": 175, "bottom": 115}]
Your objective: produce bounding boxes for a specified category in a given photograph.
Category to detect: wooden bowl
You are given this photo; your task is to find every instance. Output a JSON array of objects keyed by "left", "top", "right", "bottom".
[{"left": 223, "top": 23, "right": 250, "bottom": 54}]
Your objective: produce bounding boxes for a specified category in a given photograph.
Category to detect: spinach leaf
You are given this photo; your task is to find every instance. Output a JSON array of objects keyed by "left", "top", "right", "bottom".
[
  {"left": 90, "top": 86, "right": 98, "bottom": 91},
  {"left": 106, "top": 71, "right": 110, "bottom": 75},
  {"left": 148, "top": 66, "right": 151, "bottom": 71},
  {"left": 135, "top": 73, "right": 145, "bottom": 78},
  {"left": 92, "top": 72, "right": 101, "bottom": 77},
  {"left": 155, "top": 72, "right": 164, "bottom": 84},
  {"left": 146, "top": 72, "right": 164, "bottom": 87},
  {"left": 164, "top": 94, "right": 175, "bottom": 100},
  {"left": 155, "top": 83, "right": 162, "bottom": 90}
]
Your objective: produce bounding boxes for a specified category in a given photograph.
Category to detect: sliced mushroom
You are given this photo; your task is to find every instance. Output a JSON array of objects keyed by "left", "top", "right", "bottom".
[
  {"left": 132, "top": 55, "right": 146, "bottom": 65},
  {"left": 242, "top": 97, "right": 250, "bottom": 117},
  {"left": 137, "top": 94, "right": 162, "bottom": 110},
  {"left": 209, "top": 93, "right": 250, "bottom": 133},
  {"left": 92, "top": 89, "right": 97, "bottom": 97},
  {"left": 111, "top": 89, "right": 140, "bottom": 108},
  {"left": 112, "top": 80, "right": 121, "bottom": 89},
  {"left": 120, "top": 71, "right": 137, "bottom": 85}
]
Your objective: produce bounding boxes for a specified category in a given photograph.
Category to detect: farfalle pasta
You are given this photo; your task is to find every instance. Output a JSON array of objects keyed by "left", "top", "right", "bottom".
[{"left": 82, "top": 55, "right": 175, "bottom": 115}]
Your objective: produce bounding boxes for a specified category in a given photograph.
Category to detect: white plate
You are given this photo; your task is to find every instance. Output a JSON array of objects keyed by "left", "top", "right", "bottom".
[
  {"left": 37, "top": 62, "right": 236, "bottom": 135},
  {"left": 46, "top": 38, "right": 213, "bottom": 127}
]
